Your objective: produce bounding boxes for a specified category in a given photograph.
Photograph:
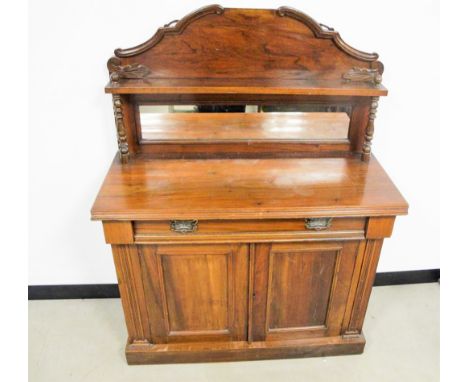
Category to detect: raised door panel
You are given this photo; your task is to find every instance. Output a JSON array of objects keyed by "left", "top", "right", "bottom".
[
  {"left": 252, "top": 241, "right": 364, "bottom": 341},
  {"left": 140, "top": 243, "right": 248, "bottom": 344},
  {"left": 268, "top": 248, "right": 336, "bottom": 329}
]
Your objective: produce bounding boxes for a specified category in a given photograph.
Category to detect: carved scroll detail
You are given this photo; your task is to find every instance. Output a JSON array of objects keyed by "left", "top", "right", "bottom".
[
  {"left": 107, "top": 57, "right": 150, "bottom": 83},
  {"left": 112, "top": 95, "right": 129, "bottom": 163},
  {"left": 164, "top": 19, "right": 179, "bottom": 28},
  {"left": 362, "top": 97, "right": 379, "bottom": 161},
  {"left": 342, "top": 67, "right": 382, "bottom": 85},
  {"left": 319, "top": 23, "right": 334, "bottom": 31}
]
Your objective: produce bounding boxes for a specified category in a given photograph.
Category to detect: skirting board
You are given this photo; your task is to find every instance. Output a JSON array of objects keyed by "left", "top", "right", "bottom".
[{"left": 28, "top": 269, "right": 440, "bottom": 300}]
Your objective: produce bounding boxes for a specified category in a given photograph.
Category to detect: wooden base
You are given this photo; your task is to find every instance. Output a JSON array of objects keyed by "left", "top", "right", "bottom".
[{"left": 125, "top": 334, "right": 366, "bottom": 364}]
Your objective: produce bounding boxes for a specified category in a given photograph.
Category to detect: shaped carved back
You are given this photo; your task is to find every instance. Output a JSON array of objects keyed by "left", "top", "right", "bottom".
[{"left": 108, "top": 5, "right": 383, "bottom": 82}]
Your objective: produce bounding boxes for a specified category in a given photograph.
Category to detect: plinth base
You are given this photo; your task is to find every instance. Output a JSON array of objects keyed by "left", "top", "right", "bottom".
[{"left": 125, "top": 334, "right": 366, "bottom": 365}]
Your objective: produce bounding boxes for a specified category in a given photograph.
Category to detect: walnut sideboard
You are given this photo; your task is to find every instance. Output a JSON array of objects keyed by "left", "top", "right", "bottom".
[{"left": 91, "top": 5, "right": 408, "bottom": 364}]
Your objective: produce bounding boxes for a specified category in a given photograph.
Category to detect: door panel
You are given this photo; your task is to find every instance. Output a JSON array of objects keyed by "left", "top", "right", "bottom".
[
  {"left": 161, "top": 253, "right": 229, "bottom": 332},
  {"left": 140, "top": 243, "right": 248, "bottom": 344},
  {"left": 252, "top": 241, "right": 364, "bottom": 341},
  {"left": 268, "top": 247, "right": 337, "bottom": 329}
]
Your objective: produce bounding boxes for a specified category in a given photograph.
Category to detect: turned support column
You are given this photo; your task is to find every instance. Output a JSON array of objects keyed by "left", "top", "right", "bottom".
[
  {"left": 112, "top": 95, "right": 130, "bottom": 163},
  {"left": 362, "top": 97, "right": 379, "bottom": 161}
]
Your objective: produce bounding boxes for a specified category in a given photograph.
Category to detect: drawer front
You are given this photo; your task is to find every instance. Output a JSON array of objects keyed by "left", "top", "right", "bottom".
[{"left": 133, "top": 218, "right": 366, "bottom": 243}]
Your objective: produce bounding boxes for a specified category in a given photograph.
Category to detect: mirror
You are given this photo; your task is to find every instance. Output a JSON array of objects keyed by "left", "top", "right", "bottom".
[{"left": 138, "top": 104, "right": 351, "bottom": 142}]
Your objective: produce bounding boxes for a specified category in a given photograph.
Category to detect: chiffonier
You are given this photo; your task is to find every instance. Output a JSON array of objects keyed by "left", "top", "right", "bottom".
[{"left": 91, "top": 5, "right": 408, "bottom": 364}]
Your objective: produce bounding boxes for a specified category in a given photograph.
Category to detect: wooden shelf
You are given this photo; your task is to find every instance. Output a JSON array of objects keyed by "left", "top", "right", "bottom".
[
  {"left": 91, "top": 155, "right": 408, "bottom": 221},
  {"left": 105, "top": 78, "right": 388, "bottom": 97},
  {"left": 139, "top": 112, "right": 350, "bottom": 142}
]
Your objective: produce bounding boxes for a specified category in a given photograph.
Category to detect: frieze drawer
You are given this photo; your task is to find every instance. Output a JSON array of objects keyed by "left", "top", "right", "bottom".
[{"left": 133, "top": 217, "right": 366, "bottom": 243}]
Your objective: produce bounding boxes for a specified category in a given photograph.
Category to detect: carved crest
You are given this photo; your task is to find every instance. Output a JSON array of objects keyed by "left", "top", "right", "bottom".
[
  {"left": 342, "top": 67, "right": 382, "bottom": 85},
  {"left": 107, "top": 57, "right": 150, "bottom": 83},
  {"left": 105, "top": 6, "right": 385, "bottom": 86},
  {"left": 111, "top": 5, "right": 379, "bottom": 64}
]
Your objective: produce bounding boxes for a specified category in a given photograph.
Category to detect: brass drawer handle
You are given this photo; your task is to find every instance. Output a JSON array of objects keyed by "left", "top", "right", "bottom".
[
  {"left": 305, "top": 218, "right": 332, "bottom": 231},
  {"left": 170, "top": 220, "right": 198, "bottom": 233}
]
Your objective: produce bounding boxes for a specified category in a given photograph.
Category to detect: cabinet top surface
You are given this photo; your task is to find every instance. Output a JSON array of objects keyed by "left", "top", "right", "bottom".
[{"left": 91, "top": 155, "right": 408, "bottom": 221}]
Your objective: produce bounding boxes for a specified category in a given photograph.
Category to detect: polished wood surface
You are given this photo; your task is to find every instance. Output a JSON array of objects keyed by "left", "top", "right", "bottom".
[
  {"left": 107, "top": 6, "right": 385, "bottom": 96},
  {"left": 140, "top": 244, "right": 248, "bottom": 344},
  {"left": 106, "top": 78, "right": 387, "bottom": 97},
  {"left": 94, "top": 5, "right": 407, "bottom": 364},
  {"left": 131, "top": 217, "right": 366, "bottom": 244},
  {"left": 91, "top": 154, "right": 408, "bottom": 221},
  {"left": 105, "top": 5, "right": 387, "bottom": 160},
  {"left": 125, "top": 335, "right": 366, "bottom": 364},
  {"left": 252, "top": 241, "right": 364, "bottom": 341},
  {"left": 139, "top": 112, "right": 350, "bottom": 142}
]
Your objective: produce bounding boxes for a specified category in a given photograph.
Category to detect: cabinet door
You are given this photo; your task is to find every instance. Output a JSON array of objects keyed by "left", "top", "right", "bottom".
[
  {"left": 139, "top": 243, "right": 248, "bottom": 344},
  {"left": 252, "top": 241, "right": 363, "bottom": 341}
]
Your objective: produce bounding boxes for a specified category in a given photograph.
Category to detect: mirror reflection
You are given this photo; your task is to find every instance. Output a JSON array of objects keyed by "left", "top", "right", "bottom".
[{"left": 139, "top": 104, "right": 351, "bottom": 142}]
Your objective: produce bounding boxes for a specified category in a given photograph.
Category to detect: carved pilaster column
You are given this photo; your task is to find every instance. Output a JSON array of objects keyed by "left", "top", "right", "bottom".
[
  {"left": 112, "top": 94, "right": 129, "bottom": 163},
  {"left": 111, "top": 245, "right": 151, "bottom": 344},
  {"left": 362, "top": 97, "right": 379, "bottom": 161}
]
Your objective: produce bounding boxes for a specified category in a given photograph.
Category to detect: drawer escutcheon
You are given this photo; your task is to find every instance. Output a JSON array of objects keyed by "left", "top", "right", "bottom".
[
  {"left": 305, "top": 217, "right": 332, "bottom": 231},
  {"left": 170, "top": 220, "right": 198, "bottom": 233}
]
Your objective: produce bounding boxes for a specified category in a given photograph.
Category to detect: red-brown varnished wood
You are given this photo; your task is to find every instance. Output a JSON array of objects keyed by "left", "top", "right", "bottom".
[
  {"left": 94, "top": 5, "right": 407, "bottom": 365},
  {"left": 139, "top": 244, "right": 248, "bottom": 344},
  {"left": 342, "top": 239, "right": 384, "bottom": 336},
  {"left": 120, "top": 95, "right": 139, "bottom": 156},
  {"left": 252, "top": 241, "right": 364, "bottom": 341},
  {"left": 366, "top": 216, "right": 396, "bottom": 238},
  {"left": 106, "top": 7, "right": 385, "bottom": 95},
  {"left": 91, "top": 154, "right": 408, "bottom": 221},
  {"left": 103, "top": 221, "right": 133, "bottom": 244},
  {"left": 137, "top": 141, "right": 353, "bottom": 159},
  {"left": 132, "top": 217, "right": 365, "bottom": 244},
  {"left": 125, "top": 335, "right": 366, "bottom": 364},
  {"left": 106, "top": 78, "right": 387, "bottom": 97},
  {"left": 111, "top": 245, "right": 151, "bottom": 344},
  {"left": 105, "top": 6, "right": 387, "bottom": 160}
]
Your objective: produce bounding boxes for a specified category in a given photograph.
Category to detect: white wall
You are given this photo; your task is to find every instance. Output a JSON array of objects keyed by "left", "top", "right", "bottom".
[{"left": 29, "top": 0, "right": 440, "bottom": 285}]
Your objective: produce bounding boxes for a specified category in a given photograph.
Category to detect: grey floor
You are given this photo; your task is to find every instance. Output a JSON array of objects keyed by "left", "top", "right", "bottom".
[{"left": 29, "top": 283, "right": 439, "bottom": 382}]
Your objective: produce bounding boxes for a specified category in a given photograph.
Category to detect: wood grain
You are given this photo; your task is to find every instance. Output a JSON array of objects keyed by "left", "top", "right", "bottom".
[
  {"left": 94, "top": 5, "right": 406, "bottom": 365},
  {"left": 366, "top": 216, "right": 396, "bottom": 238},
  {"left": 139, "top": 244, "right": 248, "bottom": 343},
  {"left": 107, "top": 7, "right": 383, "bottom": 83},
  {"left": 103, "top": 221, "right": 133, "bottom": 244},
  {"left": 132, "top": 217, "right": 366, "bottom": 244},
  {"left": 252, "top": 241, "right": 364, "bottom": 341},
  {"left": 125, "top": 335, "right": 366, "bottom": 364},
  {"left": 106, "top": 78, "right": 387, "bottom": 97},
  {"left": 104, "top": 6, "right": 387, "bottom": 160},
  {"left": 343, "top": 239, "right": 383, "bottom": 335},
  {"left": 111, "top": 245, "right": 151, "bottom": 343},
  {"left": 267, "top": 245, "right": 337, "bottom": 328},
  {"left": 91, "top": 154, "right": 408, "bottom": 221}
]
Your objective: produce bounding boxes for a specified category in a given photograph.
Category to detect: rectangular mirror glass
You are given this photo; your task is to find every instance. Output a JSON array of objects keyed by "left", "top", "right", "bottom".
[{"left": 138, "top": 104, "right": 351, "bottom": 142}]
